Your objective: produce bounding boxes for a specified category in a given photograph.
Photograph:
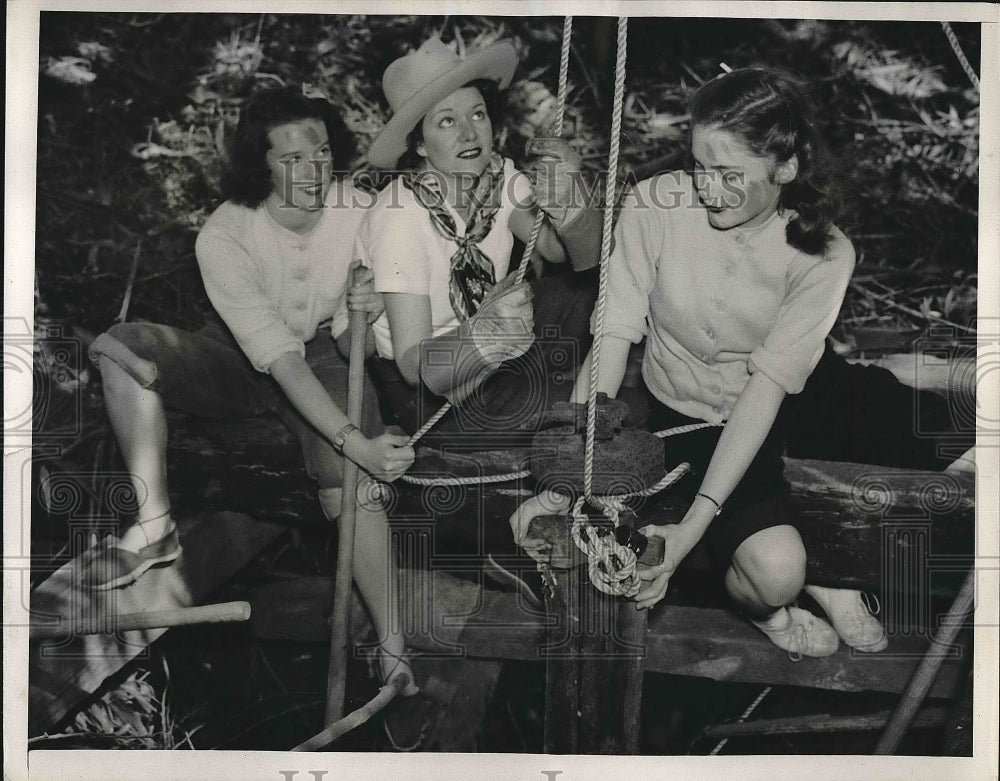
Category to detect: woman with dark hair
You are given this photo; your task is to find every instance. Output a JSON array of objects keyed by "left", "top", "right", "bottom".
[
  {"left": 87, "top": 86, "right": 422, "bottom": 700},
  {"left": 512, "top": 67, "right": 974, "bottom": 659},
  {"left": 356, "top": 37, "right": 602, "bottom": 443}
]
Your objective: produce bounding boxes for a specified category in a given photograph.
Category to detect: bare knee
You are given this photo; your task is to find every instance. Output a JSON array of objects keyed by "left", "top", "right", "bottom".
[
  {"left": 731, "top": 525, "right": 806, "bottom": 607},
  {"left": 99, "top": 354, "right": 147, "bottom": 404}
]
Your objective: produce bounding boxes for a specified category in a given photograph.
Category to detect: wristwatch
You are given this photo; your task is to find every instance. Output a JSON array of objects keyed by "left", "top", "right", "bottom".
[{"left": 332, "top": 423, "right": 359, "bottom": 455}]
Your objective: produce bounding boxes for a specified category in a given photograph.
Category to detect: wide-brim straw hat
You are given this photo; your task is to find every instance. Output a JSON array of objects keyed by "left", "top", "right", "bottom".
[{"left": 367, "top": 37, "right": 518, "bottom": 169}]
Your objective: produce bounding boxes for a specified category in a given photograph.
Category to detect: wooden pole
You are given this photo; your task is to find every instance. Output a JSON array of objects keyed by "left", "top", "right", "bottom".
[
  {"left": 874, "top": 567, "right": 976, "bottom": 754},
  {"left": 324, "top": 272, "right": 371, "bottom": 726},
  {"left": 29, "top": 600, "right": 251, "bottom": 639}
]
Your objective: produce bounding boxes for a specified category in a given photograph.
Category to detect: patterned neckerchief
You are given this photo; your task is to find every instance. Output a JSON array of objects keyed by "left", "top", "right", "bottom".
[{"left": 403, "top": 153, "right": 506, "bottom": 320}]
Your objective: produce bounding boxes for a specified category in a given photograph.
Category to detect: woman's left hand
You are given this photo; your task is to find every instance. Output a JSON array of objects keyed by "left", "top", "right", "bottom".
[
  {"left": 633, "top": 522, "right": 700, "bottom": 610},
  {"left": 346, "top": 260, "right": 384, "bottom": 323},
  {"left": 525, "top": 137, "right": 583, "bottom": 229}
]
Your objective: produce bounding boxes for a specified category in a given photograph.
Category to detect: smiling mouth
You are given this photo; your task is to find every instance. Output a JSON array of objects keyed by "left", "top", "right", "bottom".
[{"left": 457, "top": 147, "right": 482, "bottom": 160}]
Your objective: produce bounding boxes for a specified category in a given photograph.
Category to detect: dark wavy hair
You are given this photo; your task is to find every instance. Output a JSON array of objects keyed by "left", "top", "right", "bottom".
[
  {"left": 688, "top": 68, "right": 840, "bottom": 256},
  {"left": 221, "top": 86, "right": 357, "bottom": 208},
  {"left": 397, "top": 79, "right": 503, "bottom": 172}
]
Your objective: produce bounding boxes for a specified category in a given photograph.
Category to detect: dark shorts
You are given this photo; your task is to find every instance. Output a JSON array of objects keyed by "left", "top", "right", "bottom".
[
  {"left": 89, "top": 320, "right": 383, "bottom": 489},
  {"left": 371, "top": 269, "right": 598, "bottom": 450},
  {"left": 627, "top": 344, "right": 975, "bottom": 567}
]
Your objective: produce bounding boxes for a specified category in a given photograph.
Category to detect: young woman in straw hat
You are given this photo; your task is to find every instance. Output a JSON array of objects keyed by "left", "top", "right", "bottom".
[{"left": 356, "top": 36, "right": 601, "bottom": 444}]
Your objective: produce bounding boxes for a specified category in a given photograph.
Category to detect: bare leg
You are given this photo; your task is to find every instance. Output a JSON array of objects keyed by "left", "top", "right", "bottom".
[
  {"left": 318, "top": 487, "right": 419, "bottom": 696},
  {"left": 725, "top": 525, "right": 839, "bottom": 658},
  {"left": 99, "top": 356, "right": 174, "bottom": 549},
  {"left": 725, "top": 524, "right": 806, "bottom": 620}
]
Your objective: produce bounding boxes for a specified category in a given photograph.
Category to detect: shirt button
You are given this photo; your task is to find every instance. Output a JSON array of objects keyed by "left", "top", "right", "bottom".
[
  {"left": 710, "top": 384, "right": 722, "bottom": 395},
  {"left": 734, "top": 233, "right": 745, "bottom": 245},
  {"left": 705, "top": 327, "right": 716, "bottom": 340},
  {"left": 714, "top": 406, "right": 725, "bottom": 415},
  {"left": 295, "top": 301, "right": 307, "bottom": 311}
]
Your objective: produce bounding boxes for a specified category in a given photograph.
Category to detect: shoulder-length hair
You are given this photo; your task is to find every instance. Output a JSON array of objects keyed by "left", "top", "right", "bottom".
[
  {"left": 688, "top": 67, "right": 841, "bottom": 256},
  {"left": 221, "top": 86, "right": 357, "bottom": 208}
]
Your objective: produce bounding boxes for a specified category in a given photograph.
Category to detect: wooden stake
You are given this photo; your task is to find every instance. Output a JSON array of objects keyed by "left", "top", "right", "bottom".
[
  {"left": 30, "top": 600, "right": 251, "bottom": 639},
  {"left": 875, "top": 567, "right": 975, "bottom": 754},
  {"left": 324, "top": 270, "right": 370, "bottom": 726}
]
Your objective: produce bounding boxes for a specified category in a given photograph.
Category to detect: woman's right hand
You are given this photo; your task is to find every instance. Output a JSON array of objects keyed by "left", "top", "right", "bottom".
[
  {"left": 345, "top": 432, "right": 415, "bottom": 482},
  {"left": 469, "top": 276, "right": 535, "bottom": 363},
  {"left": 508, "top": 489, "right": 574, "bottom": 564}
]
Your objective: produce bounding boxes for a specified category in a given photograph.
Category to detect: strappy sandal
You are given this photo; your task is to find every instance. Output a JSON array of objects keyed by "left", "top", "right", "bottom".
[
  {"left": 83, "top": 515, "right": 181, "bottom": 591},
  {"left": 371, "top": 648, "right": 441, "bottom": 752}
]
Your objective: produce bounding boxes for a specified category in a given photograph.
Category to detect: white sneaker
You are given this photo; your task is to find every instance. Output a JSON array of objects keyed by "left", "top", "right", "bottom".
[
  {"left": 752, "top": 606, "right": 840, "bottom": 661},
  {"left": 805, "top": 585, "right": 888, "bottom": 653}
]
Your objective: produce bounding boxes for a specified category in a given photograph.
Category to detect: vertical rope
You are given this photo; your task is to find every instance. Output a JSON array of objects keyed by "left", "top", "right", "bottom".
[
  {"left": 515, "top": 16, "right": 574, "bottom": 284},
  {"left": 940, "top": 21, "right": 980, "bottom": 92},
  {"left": 583, "top": 17, "right": 627, "bottom": 500}
]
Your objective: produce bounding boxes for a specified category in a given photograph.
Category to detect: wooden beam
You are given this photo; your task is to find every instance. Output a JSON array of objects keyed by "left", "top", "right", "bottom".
[
  {"left": 702, "top": 707, "right": 947, "bottom": 738},
  {"left": 28, "top": 511, "right": 284, "bottom": 733},
  {"left": 242, "top": 569, "right": 967, "bottom": 699}
]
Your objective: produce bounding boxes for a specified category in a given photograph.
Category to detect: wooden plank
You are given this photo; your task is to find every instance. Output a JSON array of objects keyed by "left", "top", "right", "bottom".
[
  {"left": 243, "top": 569, "right": 965, "bottom": 699},
  {"left": 542, "top": 563, "right": 581, "bottom": 753},
  {"left": 28, "top": 511, "right": 284, "bottom": 733},
  {"left": 702, "top": 707, "right": 948, "bottom": 738},
  {"left": 419, "top": 657, "right": 503, "bottom": 752}
]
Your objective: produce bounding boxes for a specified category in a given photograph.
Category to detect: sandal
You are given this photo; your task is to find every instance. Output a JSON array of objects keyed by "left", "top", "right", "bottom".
[
  {"left": 372, "top": 648, "right": 441, "bottom": 752},
  {"left": 82, "top": 518, "right": 181, "bottom": 591}
]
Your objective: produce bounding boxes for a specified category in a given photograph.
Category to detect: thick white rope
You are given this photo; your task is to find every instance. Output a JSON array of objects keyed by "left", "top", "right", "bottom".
[
  {"left": 940, "top": 21, "right": 980, "bottom": 92},
  {"left": 514, "top": 16, "right": 574, "bottom": 285},
  {"left": 401, "top": 469, "right": 529, "bottom": 487},
  {"left": 709, "top": 686, "right": 773, "bottom": 755},
  {"left": 584, "top": 17, "right": 628, "bottom": 500}
]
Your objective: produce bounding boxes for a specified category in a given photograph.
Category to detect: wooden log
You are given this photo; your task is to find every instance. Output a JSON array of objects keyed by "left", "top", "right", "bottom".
[
  {"left": 160, "top": 391, "right": 974, "bottom": 595},
  {"left": 396, "top": 455, "right": 974, "bottom": 595},
  {"left": 29, "top": 512, "right": 285, "bottom": 733}
]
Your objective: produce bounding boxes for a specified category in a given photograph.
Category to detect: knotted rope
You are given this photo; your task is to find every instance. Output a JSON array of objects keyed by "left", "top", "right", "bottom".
[{"left": 569, "top": 17, "right": 641, "bottom": 597}]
